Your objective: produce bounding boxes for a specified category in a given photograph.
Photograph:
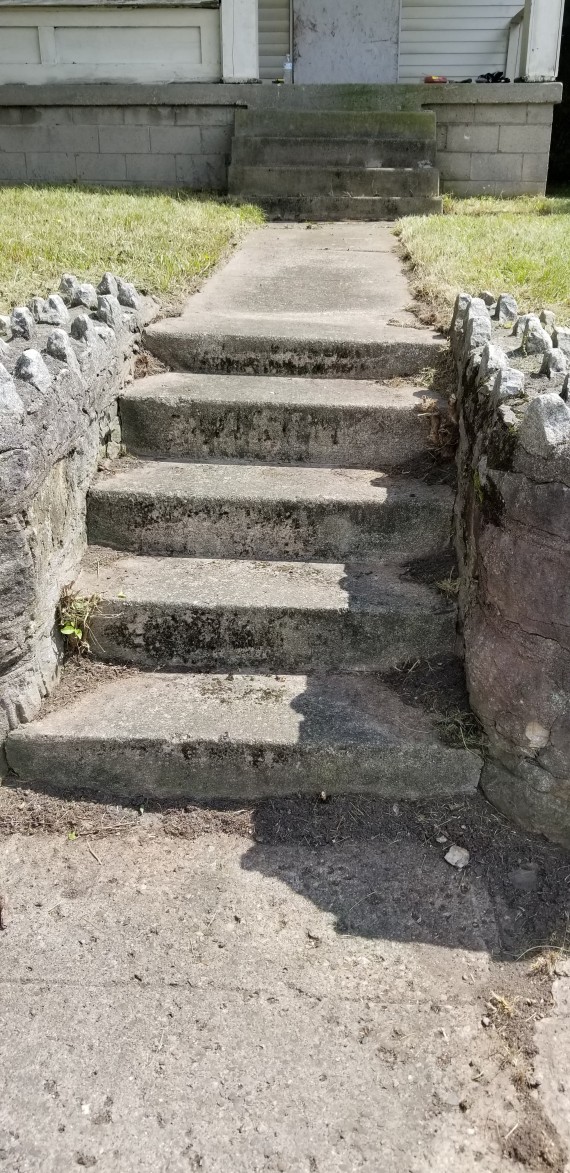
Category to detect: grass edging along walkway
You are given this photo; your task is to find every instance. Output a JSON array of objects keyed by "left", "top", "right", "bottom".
[
  {"left": 0, "top": 186, "right": 263, "bottom": 313},
  {"left": 396, "top": 192, "right": 570, "bottom": 330}
]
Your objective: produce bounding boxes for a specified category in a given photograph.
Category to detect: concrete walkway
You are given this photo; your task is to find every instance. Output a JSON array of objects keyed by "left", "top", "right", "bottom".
[
  {"left": 144, "top": 223, "right": 444, "bottom": 375},
  {"left": 0, "top": 793, "right": 569, "bottom": 1173},
  {"left": 1, "top": 223, "right": 569, "bottom": 1172}
]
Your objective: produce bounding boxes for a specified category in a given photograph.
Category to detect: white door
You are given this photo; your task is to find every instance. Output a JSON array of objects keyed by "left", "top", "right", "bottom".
[{"left": 259, "top": 0, "right": 291, "bottom": 80}]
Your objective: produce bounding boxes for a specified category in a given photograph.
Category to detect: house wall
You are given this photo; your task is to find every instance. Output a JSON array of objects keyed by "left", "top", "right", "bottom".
[
  {"left": 399, "top": 0, "right": 524, "bottom": 83},
  {"left": 0, "top": 82, "right": 561, "bottom": 195},
  {"left": 293, "top": 0, "right": 400, "bottom": 84}
]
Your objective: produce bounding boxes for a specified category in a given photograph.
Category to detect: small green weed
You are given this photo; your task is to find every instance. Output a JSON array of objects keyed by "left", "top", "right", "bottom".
[{"left": 58, "top": 588, "right": 100, "bottom": 655}]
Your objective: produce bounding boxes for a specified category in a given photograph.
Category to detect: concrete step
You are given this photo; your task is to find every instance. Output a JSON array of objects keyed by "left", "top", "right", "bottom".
[
  {"left": 234, "top": 109, "right": 437, "bottom": 142},
  {"left": 87, "top": 460, "right": 453, "bottom": 561},
  {"left": 121, "top": 372, "right": 442, "bottom": 469},
  {"left": 230, "top": 193, "right": 442, "bottom": 222},
  {"left": 78, "top": 553, "right": 455, "bottom": 672},
  {"left": 229, "top": 164, "right": 439, "bottom": 199},
  {"left": 231, "top": 136, "right": 436, "bottom": 169},
  {"left": 143, "top": 316, "right": 445, "bottom": 379},
  {"left": 6, "top": 670, "right": 481, "bottom": 802}
]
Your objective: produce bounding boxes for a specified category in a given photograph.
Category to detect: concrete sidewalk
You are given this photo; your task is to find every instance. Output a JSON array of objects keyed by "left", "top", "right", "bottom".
[{"left": 0, "top": 791, "right": 568, "bottom": 1173}]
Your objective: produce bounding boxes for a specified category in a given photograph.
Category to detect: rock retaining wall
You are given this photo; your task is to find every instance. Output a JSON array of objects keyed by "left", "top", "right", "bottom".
[
  {"left": 452, "top": 291, "right": 570, "bottom": 846},
  {"left": 0, "top": 276, "right": 156, "bottom": 765}
]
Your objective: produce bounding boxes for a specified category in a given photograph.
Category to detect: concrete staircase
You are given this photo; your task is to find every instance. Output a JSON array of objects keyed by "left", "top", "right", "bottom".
[
  {"left": 7, "top": 226, "right": 480, "bottom": 803},
  {"left": 229, "top": 110, "right": 442, "bottom": 220}
]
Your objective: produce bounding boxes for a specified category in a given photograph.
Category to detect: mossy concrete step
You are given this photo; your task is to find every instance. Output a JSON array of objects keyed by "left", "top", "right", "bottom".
[
  {"left": 234, "top": 109, "right": 436, "bottom": 141},
  {"left": 78, "top": 554, "right": 455, "bottom": 672},
  {"left": 121, "top": 372, "right": 442, "bottom": 469},
  {"left": 231, "top": 136, "right": 436, "bottom": 169},
  {"left": 143, "top": 317, "right": 444, "bottom": 379},
  {"left": 87, "top": 460, "right": 453, "bottom": 561},
  {"left": 6, "top": 671, "right": 481, "bottom": 802},
  {"left": 236, "top": 194, "right": 443, "bottom": 221},
  {"left": 229, "top": 164, "right": 439, "bottom": 199}
]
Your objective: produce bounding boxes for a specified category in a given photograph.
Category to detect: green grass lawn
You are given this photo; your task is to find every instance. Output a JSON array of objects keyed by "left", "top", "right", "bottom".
[
  {"left": 0, "top": 186, "right": 263, "bottom": 312},
  {"left": 396, "top": 192, "right": 570, "bottom": 329}
]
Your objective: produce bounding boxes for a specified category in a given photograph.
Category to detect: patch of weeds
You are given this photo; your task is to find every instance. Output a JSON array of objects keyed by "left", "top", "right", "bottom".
[
  {"left": 435, "top": 573, "right": 460, "bottom": 599},
  {"left": 435, "top": 707, "right": 485, "bottom": 752},
  {"left": 57, "top": 587, "right": 100, "bottom": 655}
]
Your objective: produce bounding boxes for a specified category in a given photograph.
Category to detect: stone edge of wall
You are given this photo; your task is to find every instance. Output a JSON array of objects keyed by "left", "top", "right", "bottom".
[
  {"left": 451, "top": 292, "right": 570, "bottom": 847},
  {"left": 0, "top": 277, "right": 158, "bottom": 767}
]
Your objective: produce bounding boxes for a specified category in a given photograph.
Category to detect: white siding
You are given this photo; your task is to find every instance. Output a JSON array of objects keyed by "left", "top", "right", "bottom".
[
  {"left": 259, "top": 0, "right": 290, "bottom": 80},
  {"left": 398, "top": 0, "right": 524, "bottom": 82}
]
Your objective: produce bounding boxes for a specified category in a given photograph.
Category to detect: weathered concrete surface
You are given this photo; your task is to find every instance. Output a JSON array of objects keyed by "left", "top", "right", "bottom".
[
  {"left": 231, "top": 135, "right": 437, "bottom": 168},
  {"left": 0, "top": 824, "right": 566, "bottom": 1173},
  {"left": 6, "top": 671, "right": 481, "bottom": 801},
  {"left": 87, "top": 460, "right": 454, "bottom": 561},
  {"left": 229, "top": 165, "right": 439, "bottom": 198},
  {"left": 143, "top": 224, "right": 444, "bottom": 376},
  {"left": 120, "top": 371, "right": 442, "bottom": 469},
  {"left": 77, "top": 553, "right": 455, "bottom": 672}
]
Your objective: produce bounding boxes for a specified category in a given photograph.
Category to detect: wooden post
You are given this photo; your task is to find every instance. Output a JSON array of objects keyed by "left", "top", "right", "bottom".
[
  {"left": 221, "top": 0, "right": 259, "bottom": 81},
  {"left": 519, "top": 0, "right": 565, "bottom": 80}
]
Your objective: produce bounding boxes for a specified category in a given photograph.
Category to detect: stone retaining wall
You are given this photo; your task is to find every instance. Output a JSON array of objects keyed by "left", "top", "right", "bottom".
[
  {"left": 452, "top": 292, "right": 570, "bottom": 846},
  {"left": 0, "top": 276, "right": 156, "bottom": 765},
  {"left": 0, "top": 82, "right": 561, "bottom": 195}
]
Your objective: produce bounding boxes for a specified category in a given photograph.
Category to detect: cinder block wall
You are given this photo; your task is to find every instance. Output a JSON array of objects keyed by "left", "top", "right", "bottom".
[
  {"left": 429, "top": 100, "right": 554, "bottom": 196},
  {"left": 0, "top": 103, "right": 235, "bottom": 189},
  {"left": 0, "top": 83, "right": 562, "bottom": 195}
]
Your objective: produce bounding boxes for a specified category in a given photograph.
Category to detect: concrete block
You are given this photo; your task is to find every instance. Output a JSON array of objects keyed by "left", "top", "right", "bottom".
[
  {"left": 20, "top": 107, "right": 74, "bottom": 126},
  {"left": 436, "top": 124, "right": 447, "bottom": 150},
  {"left": 73, "top": 107, "right": 125, "bottom": 125},
  {"left": 99, "top": 126, "right": 150, "bottom": 154},
  {"left": 526, "top": 105, "right": 554, "bottom": 124},
  {"left": 125, "top": 153, "right": 176, "bottom": 183},
  {"left": 123, "top": 106, "right": 177, "bottom": 126},
  {"left": 175, "top": 106, "right": 237, "bottom": 127},
  {"left": 447, "top": 124, "right": 500, "bottom": 153},
  {"left": 0, "top": 153, "right": 26, "bottom": 182},
  {"left": 522, "top": 153, "right": 550, "bottom": 181},
  {"left": 498, "top": 124, "right": 552, "bottom": 153},
  {"left": 443, "top": 179, "right": 544, "bottom": 196},
  {"left": 149, "top": 126, "right": 201, "bottom": 154},
  {"left": 437, "top": 152, "right": 471, "bottom": 181},
  {"left": 76, "top": 153, "right": 127, "bottom": 183},
  {"left": 25, "top": 153, "right": 78, "bottom": 182},
  {"left": 425, "top": 104, "right": 474, "bottom": 124},
  {"left": 175, "top": 153, "right": 226, "bottom": 189},
  {"left": 200, "top": 126, "right": 233, "bottom": 154},
  {"left": 474, "top": 104, "right": 527, "bottom": 124},
  {"left": 470, "top": 152, "right": 523, "bottom": 181},
  {"left": 0, "top": 125, "right": 98, "bottom": 153},
  {"left": 0, "top": 108, "right": 23, "bottom": 124}
]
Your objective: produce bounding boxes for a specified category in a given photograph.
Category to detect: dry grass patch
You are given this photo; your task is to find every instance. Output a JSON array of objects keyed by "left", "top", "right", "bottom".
[
  {"left": 396, "top": 192, "right": 570, "bottom": 330},
  {"left": 0, "top": 185, "right": 263, "bottom": 311}
]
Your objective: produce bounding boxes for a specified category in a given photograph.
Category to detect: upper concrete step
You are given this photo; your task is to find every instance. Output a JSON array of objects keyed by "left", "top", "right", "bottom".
[
  {"left": 231, "top": 194, "right": 443, "bottom": 223},
  {"left": 234, "top": 109, "right": 437, "bottom": 141},
  {"left": 78, "top": 553, "right": 455, "bottom": 673},
  {"left": 231, "top": 136, "right": 437, "bottom": 169},
  {"left": 121, "top": 372, "right": 441, "bottom": 469},
  {"left": 6, "top": 670, "right": 481, "bottom": 802},
  {"left": 143, "top": 223, "right": 445, "bottom": 379},
  {"left": 87, "top": 460, "right": 453, "bottom": 561},
  {"left": 229, "top": 164, "right": 439, "bottom": 199},
  {"left": 143, "top": 316, "right": 444, "bottom": 379}
]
